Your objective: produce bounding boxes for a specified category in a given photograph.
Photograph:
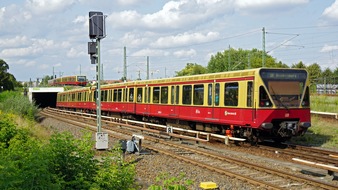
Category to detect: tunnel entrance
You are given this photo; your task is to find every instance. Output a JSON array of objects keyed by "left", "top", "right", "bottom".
[
  {"left": 32, "top": 92, "right": 58, "bottom": 108},
  {"left": 28, "top": 87, "right": 64, "bottom": 109}
]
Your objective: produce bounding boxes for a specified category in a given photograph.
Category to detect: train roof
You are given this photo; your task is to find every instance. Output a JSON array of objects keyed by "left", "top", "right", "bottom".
[{"left": 58, "top": 68, "right": 307, "bottom": 94}]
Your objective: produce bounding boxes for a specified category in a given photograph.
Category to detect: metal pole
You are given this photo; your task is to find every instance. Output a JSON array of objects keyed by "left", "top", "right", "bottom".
[
  {"left": 124, "top": 46, "right": 127, "bottom": 81},
  {"left": 146, "top": 56, "right": 149, "bottom": 80},
  {"left": 262, "top": 27, "right": 266, "bottom": 67},
  {"left": 96, "top": 38, "right": 102, "bottom": 132}
]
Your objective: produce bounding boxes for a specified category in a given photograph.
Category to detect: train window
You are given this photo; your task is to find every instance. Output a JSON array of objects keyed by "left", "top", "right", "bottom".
[
  {"left": 83, "top": 92, "right": 87, "bottom": 101},
  {"left": 101, "top": 90, "right": 107, "bottom": 102},
  {"left": 117, "top": 89, "right": 122, "bottom": 102},
  {"left": 113, "top": 89, "right": 118, "bottom": 102},
  {"left": 147, "top": 87, "right": 150, "bottom": 103},
  {"left": 94, "top": 91, "right": 97, "bottom": 102},
  {"left": 175, "top": 86, "right": 179, "bottom": 104},
  {"left": 89, "top": 91, "right": 93, "bottom": 102},
  {"left": 153, "top": 87, "right": 160, "bottom": 103},
  {"left": 129, "top": 88, "right": 134, "bottom": 102},
  {"left": 215, "top": 83, "right": 220, "bottom": 106},
  {"left": 137, "top": 88, "right": 142, "bottom": 103},
  {"left": 247, "top": 81, "right": 253, "bottom": 107},
  {"left": 224, "top": 83, "right": 238, "bottom": 106},
  {"left": 171, "top": 86, "right": 175, "bottom": 104},
  {"left": 259, "top": 86, "right": 272, "bottom": 107},
  {"left": 161, "top": 87, "right": 168, "bottom": 104},
  {"left": 182, "top": 85, "right": 192, "bottom": 105},
  {"left": 193, "top": 84, "right": 204, "bottom": 105},
  {"left": 106, "top": 90, "right": 111, "bottom": 102},
  {"left": 302, "top": 87, "right": 310, "bottom": 107},
  {"left": 123, "top": 89, "right": 127, "bottom": 102},
  {"left": 208, "top": 84, "right": 212, "bottom": 105}
]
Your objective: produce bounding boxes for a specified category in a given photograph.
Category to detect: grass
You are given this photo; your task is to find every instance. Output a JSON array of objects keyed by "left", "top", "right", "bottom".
[
  {"left": 290, "top": 116, "right": 338, "bottom": 149},
  {"left": 289, "top": 95, "right": 338, "bottom": 149},
  {"left": 310, "top": 95, "right": 338, "bottom": 113}
]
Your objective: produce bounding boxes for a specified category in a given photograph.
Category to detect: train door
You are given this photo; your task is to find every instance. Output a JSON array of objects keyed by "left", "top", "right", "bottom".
[
  {"left": 246, "top": 81, "right": 255, "bottom": 123},
  {"left": 207, "top": 82, "right": 220, "bottom": 119},
  {"left": 170, "top": 85, "right": 179, "bottom": 116},
  {"left": 144, "top": 85, "right": 150, "bottom": 115}
]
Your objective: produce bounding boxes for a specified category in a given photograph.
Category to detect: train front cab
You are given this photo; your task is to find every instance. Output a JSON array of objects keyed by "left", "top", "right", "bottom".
[{"left": 255, "top": 68, "right": 311, "bottom": 141}]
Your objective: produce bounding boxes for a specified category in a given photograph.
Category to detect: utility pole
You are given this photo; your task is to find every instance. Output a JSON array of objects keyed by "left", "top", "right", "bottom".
[
  {"left": 124, "top": 46, "right": 127, "bottom": 81},
  {"left": 248, "top": 53, "right": 251, "bottom": 69},
  {"left": 262, "top": 27, "right": 266, "bottom": 67},
  {"left": 228, "top": 45, "right": 231, "bottom": 71},
  {"left": 146, "top": 56, "right": 149, "bottom": 80}
]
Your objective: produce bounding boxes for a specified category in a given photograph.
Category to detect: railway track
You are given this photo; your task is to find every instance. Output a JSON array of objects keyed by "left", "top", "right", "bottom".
[
  {"left": 258, "top": 144, "right": 338, "bottom": 166},
  {"left": 40, "top": 108, "right": 338, "bottom": 190}
]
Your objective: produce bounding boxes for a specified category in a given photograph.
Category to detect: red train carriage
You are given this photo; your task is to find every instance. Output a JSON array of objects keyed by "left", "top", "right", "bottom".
[
  {"left": 56, "top": 68, "right": 311, "bottom": 142},
  {"left": 48, "top": 75, "right": 87, "bottom": 86}
]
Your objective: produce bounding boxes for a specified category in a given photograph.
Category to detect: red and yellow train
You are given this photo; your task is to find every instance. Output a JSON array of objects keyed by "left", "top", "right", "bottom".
[
  {"left": 48, "top": 75, "right": 87, "bottom": 86},
  {"left": 56, "top": 68, "right": 311, "bottom": 142}
]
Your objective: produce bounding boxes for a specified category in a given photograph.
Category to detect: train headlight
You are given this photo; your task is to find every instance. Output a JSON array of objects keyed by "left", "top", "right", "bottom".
[{"left": 261, "top": 123, "right": 273, "bottom": 129}]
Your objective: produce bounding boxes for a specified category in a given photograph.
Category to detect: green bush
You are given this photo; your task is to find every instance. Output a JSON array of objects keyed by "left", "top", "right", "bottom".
[
  {"left": 0, "top": 113, "right": 137, "bottom": 190},
  {"left": 0, "top": 91, "right": 38, "bottom": 119},
  {"left": 91, "top": 145, "right": 137, "bottom": 190},
  {"left": 148, "top": 173, "right": 193, "bottom": 190},
  {"left": 47, "top": 132, "right": 98, "bottom": 189},
  {"left": 0, "top": 112, "right": 58, "bottom": 189},
  {"left": 0, "top": 113, "right": 18, "bottom": 149}
]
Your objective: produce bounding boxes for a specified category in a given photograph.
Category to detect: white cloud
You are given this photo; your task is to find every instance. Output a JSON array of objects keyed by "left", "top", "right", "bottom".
[
  {"left": 151, "top": 32, "right": 219, "bottom": 48},
  {"left": 235, "top": 0, "right": 308, "bottom": 8},
  {"left": 0, "top": 36, "right": 29, "bottom": 48},
  {"left": 67, "top": 47, "right": 86, "bottom": 58},
  {"left": 117, "top": 0, "right": 140, "bottom": 6},
  {"left": 322, "top": 0, "right": 338, "bottom": 20},
  {"left": 0, "top": 7, "right": 5, "bottom": 27},
  {"left": 25, "top": 0, "right": 77, "bottom": 15},
  {"left": 132, "top": 48, "right": 169, "bottom": 57},
  {"left": 173, "top": 49, "right": 197, "bottom": 58},
  {"left": 40, "top": 64, "right": 50, "bottom": 70},
  {"left": 0, "top": 46, "right": 42, "bottom": 57},
  {"left": 10, "top": 59, "right": 37, "bottom": 67},
  {"left": 235, "top": 0, "right": 309, "bottom": 14},
  {"left": 73, "top": 15, "right": 87, "bottom": 24},
  {"left": 121, "top": 32, "right": 151, "bottom": 47},
  {"left": 320, "top": 44, "right": 338, "bottom": 52},
  {"left": 0, "top": 38, "right": 55, "bottom": 58},
  {"left": 107, "top": 0, "right": 233, "bottom": 30}
]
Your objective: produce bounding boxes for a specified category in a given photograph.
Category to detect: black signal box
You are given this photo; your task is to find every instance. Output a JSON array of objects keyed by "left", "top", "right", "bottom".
[
  {"left": 88, "top": 42, "right": 97, "bottom": 54},
  {"left": 89, "top": 11, "right": 104, "bottom": 39}
]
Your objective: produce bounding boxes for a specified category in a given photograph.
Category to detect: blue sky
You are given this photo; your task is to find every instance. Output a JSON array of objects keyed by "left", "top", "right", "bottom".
[{"left": 1, "top": 0, "right": 338, "bottom": 81}]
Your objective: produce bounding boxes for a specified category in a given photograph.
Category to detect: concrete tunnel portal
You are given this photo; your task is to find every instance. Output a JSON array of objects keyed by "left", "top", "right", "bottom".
[{"left": 28, "top": 87, "right": 64, "bottom": 108}]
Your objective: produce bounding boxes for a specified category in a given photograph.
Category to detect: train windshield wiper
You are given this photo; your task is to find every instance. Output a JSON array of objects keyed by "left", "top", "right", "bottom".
[{"left": 270, "top": 87, "right": 289, "bottom": 111}]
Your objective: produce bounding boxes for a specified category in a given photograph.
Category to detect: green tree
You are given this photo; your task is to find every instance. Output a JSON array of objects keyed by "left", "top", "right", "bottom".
[
  {"left": 0, "top": 59, "right": 18, "bottom": 91},
  {"left": 40, "top": 75, "right": 52, "bottom": 86},
  {"left": 291, "top": 61, "right": 306, "bottom": 69},
  {"left": 306, "top": 63, "right": 322, "bottom": 85},
  {"left": 207, "top": 48, "right": 280, "bottom": 73},
  {"left": 322, "top": 68, "right": 334, "bottom": 84},
  {"left": 175, "top": 63, "right": 207, "bottom": 76}
]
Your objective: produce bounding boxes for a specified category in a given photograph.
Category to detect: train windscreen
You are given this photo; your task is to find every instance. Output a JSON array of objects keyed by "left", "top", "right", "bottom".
[
  {"left": 260, "top": 69, "right": 308, "bottom": 108},
  {"left": 77, "top": 76, "right": 86, "bottom": 82}
]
